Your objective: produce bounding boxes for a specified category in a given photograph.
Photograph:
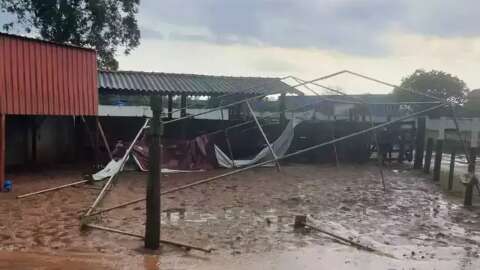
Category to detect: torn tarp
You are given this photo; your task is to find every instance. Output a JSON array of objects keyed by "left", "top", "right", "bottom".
[{"left": 215, "top": 120, "right": 297, "bottom": 168}]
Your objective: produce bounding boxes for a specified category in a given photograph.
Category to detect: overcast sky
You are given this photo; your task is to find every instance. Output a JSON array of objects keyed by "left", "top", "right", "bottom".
[{"left": 3, "top": 1, "right": 479, "bottom": 94}]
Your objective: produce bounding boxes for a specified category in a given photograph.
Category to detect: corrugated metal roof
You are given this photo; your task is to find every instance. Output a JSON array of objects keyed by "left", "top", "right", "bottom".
[
  {"left": 0, "top": 33, "right": 98, "bottom": 116},
  {"left": 98, "top": 70, "right": 300, "bottom": 96}
]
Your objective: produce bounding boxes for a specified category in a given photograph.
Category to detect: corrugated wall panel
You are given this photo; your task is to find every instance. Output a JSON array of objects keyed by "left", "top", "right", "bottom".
[{"left": 0, "top": 34, "right": 97, "bottom": 115}]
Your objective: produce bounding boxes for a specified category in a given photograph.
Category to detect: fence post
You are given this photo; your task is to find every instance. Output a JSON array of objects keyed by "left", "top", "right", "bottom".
[
  {"left": 448, "top": 151, "right": 455, "bottom": 191},
  {"left": 424, "top": 138, "right": 434, "bottom": 173},
  {"left": 433, "top": 139, "right": 443, "bottom": 182},
  {"left": 414, "top": 117, "right": 426, "bottom": 169},
  {"left": 145, "top": 95, "right": 162, "bottom": 250}
]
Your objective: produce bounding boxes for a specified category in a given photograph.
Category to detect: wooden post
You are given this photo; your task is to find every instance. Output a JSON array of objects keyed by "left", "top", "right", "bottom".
[
  {"left": 398, "top": 133, "right": 405, "bottom": 163},
  {"left": 424, "top": 138, "right": 434, "bottom": 173},
  {"left": 145, "top": 95, "right": 162, "bottom": 250},
  {"left": 0, "top": 114, "right": 5, "bottom": 191},
  {"left": 414, "top": 117, "right": 426, "bottom": 169},
  {"left": 464, "top": 147, "right": 477, "bottom": 206},
  {"left": 180, "top": 94, "right": 187, "bottom": 117},
  {"left": 279, "top": 93, "right": 287, "bottom": 126},
  {"left": 448, "top": 151, "right": 455, "bottom": 191},
  {"left": 433, "top": 139, "right": 443, "bottom": 181},
  {"left": 167, "top": 94, "right": 173, "bottom": 119}
]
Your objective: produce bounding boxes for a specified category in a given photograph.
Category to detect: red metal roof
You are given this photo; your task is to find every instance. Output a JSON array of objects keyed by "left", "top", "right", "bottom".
[{"left": 0, "top": 33, "right": 98, "bottom": 115}]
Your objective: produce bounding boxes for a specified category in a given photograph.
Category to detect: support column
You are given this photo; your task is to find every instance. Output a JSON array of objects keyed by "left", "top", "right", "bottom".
[
  {"left": 433, "top": 139, "right": 443, "bottom": 181},
  {"left": 279, "top": 93, "right": 287, "bottom": 126},
  {"left": 448, "top": 151, "right": 456, "bottom": 191},
  {"left": 0, "top": 114, "right": 5, "bottom": 191},
  {"left": 464, "top": 119, "right": 478, "bottom": 206},
  {"left": 145, "top": 96, "right": 162, "bottom": 250},
  {"left": 433, "top": 121, "right": 445, "bottom": 181},
  {"left": 414, "top": 116, "right": 426, "bottom": 169},
  {"left": 180, "top": 94, "right": 187, "bottom": 117},
  {"left": 424, "top": 138, "right": 434, "bottom": 173},
  {"left": 167, "top": 94, "right": 173, "bottom": 119},
  {"left": 464, "top": 147, "right": 476, "bottom": 206}
]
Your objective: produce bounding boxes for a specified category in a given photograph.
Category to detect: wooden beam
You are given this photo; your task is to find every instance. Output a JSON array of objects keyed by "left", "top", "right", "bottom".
[
  {"left": 0, "top": 114, "right": 5, "bottom": 191},
  {"left": 414, "top": 117, "right": 426, "bottom": 169},
  {"left": 448, "top": 151, "right": 455, "bottom": 191},
  {"left": 423, "top": 138, "right": 434, "bottom": 173},
  {"left": 145, "top": 96, "right": 162, "bottom": 250},
  {"left": 279, "top": 93, "right": 287, "bottom": 126},
  {"left": 167, "top": 94, "right": 173, "bottom": 119},
  {"left": 433, "top": 139, "right": 443, "bottom": 181},
  {"left": 180, "top": 94, "right": 187, "bottom": 117}
]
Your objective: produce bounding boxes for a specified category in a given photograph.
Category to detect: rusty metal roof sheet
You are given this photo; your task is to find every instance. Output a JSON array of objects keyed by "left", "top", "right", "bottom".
[{"left": 98, "top": 70, "right": 300, "bottom": 96}]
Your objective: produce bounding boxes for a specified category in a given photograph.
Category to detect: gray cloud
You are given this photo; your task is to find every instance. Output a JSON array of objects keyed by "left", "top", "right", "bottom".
[{"left": 139, "top": 0, "right": 479, "bottom": 55}]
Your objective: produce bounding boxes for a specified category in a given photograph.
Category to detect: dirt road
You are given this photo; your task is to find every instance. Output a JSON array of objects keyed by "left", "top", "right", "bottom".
[{"left": 1, "top": 163, "right": 479, "bottom": 269}]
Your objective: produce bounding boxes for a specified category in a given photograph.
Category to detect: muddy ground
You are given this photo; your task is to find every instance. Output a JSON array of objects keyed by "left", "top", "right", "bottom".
[{"left": 1, "top": 163, "right": 480, "bottom": 269}]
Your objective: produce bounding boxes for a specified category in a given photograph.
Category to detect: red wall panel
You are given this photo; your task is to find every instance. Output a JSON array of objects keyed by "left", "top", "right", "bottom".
[{"left": 0, "top": 34, "right": 98, "bottom": 115}]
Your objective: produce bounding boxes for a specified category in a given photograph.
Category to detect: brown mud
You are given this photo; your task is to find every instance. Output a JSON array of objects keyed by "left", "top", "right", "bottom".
[{"left": 1, "top": 163, "right": 479, "bottom": 269}]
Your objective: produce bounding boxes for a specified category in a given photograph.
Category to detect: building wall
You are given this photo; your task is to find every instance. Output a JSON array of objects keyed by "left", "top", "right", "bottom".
[
  {"left": 0, "top": 34, "right": 98, "bottom": 116},
  {"left": 5, "top": 116, "right": 76, "bottom": 167}
]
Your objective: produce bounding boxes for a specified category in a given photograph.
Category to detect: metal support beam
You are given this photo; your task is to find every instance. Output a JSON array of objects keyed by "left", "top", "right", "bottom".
[
  {"left": 83, "top": 118, "right": 150, "bottom": 217},
  {"left": 88, "top": 103, "right": 446, "bottom": 217},
  {"left": 245, "top": 101, "right": 281, "bottom": 172}
]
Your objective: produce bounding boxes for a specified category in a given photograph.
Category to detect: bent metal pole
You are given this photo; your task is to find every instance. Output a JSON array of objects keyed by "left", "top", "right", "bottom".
[
  {"left": 88, "top": 103, "right": 446, "bottom": 217},
  {"left": 84, "top": 118, "right": 150, "bottom": 217},
  {"left": 245, "top": 100, "right": 281, "bottom": 172}
]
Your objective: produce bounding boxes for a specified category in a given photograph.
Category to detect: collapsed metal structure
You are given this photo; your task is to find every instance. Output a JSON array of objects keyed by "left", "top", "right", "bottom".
[{"left": 17, "top": 69, "right": 476, "bottom": 253}]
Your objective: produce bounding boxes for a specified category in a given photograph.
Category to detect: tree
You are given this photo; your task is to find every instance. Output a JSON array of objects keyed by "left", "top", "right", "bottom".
[
  {"left": 394, "top": 69, "right": 469, "bottom": 104},
  {"left": 0, "top": 0, "right": 140, "bottom": 70},
  {"left": 393, "top": 69, "right": 469, "bottom": 116}
]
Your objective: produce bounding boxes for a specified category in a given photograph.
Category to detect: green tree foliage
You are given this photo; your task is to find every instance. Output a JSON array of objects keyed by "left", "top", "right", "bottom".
[
  {"left": 394, "top": 69, "right": 469, "bottom": 104},
  {"left": 393, "top": 69, "right": 469, "bottom": 116},
  {"left": 1, "top": 0, "right": 140, "bottom": 70}
]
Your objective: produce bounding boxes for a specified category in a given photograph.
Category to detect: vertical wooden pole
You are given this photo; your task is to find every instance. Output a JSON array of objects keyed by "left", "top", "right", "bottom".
[
  {"left": 423, "top": 138, "right": 434, "bottom": 173},
  {"left": 167, "top": 94, "right": 173, "bottom": 119},
  {"left": 0, "top": 114, "right": 5, "bottom": 191},
  {"left": 433, "top": 139, "right": 443, "bottom": 181},
  {"left": 180, "top": 94, "right": 187, "bottom": 117},
  {"left": 145, "top": 96, "right": 162, "bottom": 250},
  {"left": 398, "top": 132, "right": 405, "bottom": 163},
  {"left": 414, "top": 117, "right": 426, "bottom": 169},
  {"left": 448, "top": 151, "right": 455, "bottom": 191},
  {"left": 279, "top": 93, "right": 287, "bottom": 126},
  {"left": 464, "top": 147, "right": 476, "bottom": 206}
]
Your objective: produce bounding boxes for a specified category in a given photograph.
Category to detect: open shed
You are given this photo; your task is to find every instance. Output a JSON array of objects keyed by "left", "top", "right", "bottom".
[{"left": 0, "top": 33, "right": 98, "bottom": 189}]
